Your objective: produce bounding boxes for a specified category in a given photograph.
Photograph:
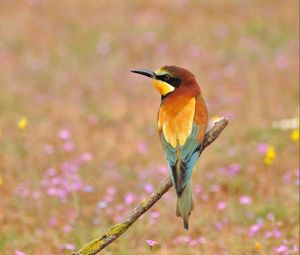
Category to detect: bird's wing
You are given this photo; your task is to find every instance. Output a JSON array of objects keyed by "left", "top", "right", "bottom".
[{"left": 160, "top": 123, "right": 201, "bottom": 195}]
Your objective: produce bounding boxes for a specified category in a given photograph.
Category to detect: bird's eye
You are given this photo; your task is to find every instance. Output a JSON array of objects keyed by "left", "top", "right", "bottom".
[{"left": 164, "top": 74, "right": 171, "bottom": 81}]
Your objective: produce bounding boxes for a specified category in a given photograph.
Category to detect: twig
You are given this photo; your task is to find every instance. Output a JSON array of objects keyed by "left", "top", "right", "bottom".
[{"left": 73, "top": 118, "right": 228, "bottom": 255}]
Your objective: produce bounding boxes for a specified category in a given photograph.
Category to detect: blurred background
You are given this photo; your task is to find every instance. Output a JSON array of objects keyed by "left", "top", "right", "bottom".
[{"left": 0, "top": 1, "right": 299, "bottom": 254}]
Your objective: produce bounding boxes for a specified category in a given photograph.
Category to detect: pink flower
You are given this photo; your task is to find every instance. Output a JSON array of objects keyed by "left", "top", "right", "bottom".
[
  {"left": 59, "top": 243, "right": 75, "bottom": 250},
  {"left": 48, "top": 217, "right": 58, "bottom": 226},
  {"left": 149, "top": 211, "right": 160, "bottom": 225},
  {"left": 292, "top": 245, "right": 299, "bottom": 252},
  {"left": 274, "top": 245, "right": 288, "bottom": 253},
  {"left": 215, "top": 221, "right": 224, "bottom": 230},
  {"left": 257, "top": 143, "right": 268, "bottom": 154},
  {"left": 137, "top": 142, "right": 148, "bottom": 154},
  {"left": 124, "top": 193, "right": 136, "bottom": 205},
  {"left": 14, "top": 183, "right": 31, "bottom": 197},
  {"left": 228, "top": 163, "right": 241, "bottom": 175},
  {"left": 14, "top": 251, "right": 27, "bottom": 255},
  {"left": 143, "top": 183, "right": 154, "bottom": 193},
  {"left": 264, "top": 231, "right": 273, "bottom": 238},
  {"left": 42, "top": 160, "right": 84, "bottom": 200},
  {"left": 196, "top": 237, "right": 207, "bottom": 244},
  {"left": 249, "top": 221, "right": 263, "bottom": 236},
  {"left": 239, "top": 196, "right": 252, "bottom": 205},
  {"left": 63, "top": 224, "right": 72, "bottom": 233},
  {"left": 104, "top": 186, "right": 116, "bottom": 202},
  {"left": 116, "top": 205, "right": 124, "bottom": 211},
  {"left": 189, "top": 239, "right": 198, "bottom": 246},
  {"left": 173, "top": 236, "right": 192, "bottom": 243},
  {"left": 45, "top": 168, "right": 56, "bottom": 176},
  {"left": 273, "top": 228, "right": 282, "bottom": 238},
  {"left": 63, "top": 141, "right": 74, "bottom": 152},
  {"left": 87, "top": 114, "right": 99, "bottom": 125},
  {"left": 157, "top": 165, "right": 168, "bottom": 174},
  {"left": 43, "top": 144, "right": 54, "bottom": 155},
  {"left": 275, "top": 54, "right": 289, "bottom": 70},
  {"left": 206, "top": 172, "right": 214, "bottom": 180},
  {"left": 104, "top": 194, "right": 114, "bottom": 202},
  {"left": 194, "top": 184, "right": 202, "bottom": 193},
  {"left": 150, "top": 211, "right": 160, "bottom": 219},
  {"left": 201, "top": 194, "right": 209, "bottom": 202},
  {"left": 264, "top": 229, "right": 282, "bottom": 238},
  {"left": 59, "top": 129, "right": 71, "bottom": 140},
  {"left": 146, "top": 239, "right": 158, "bottom": 247},
  {"left": 216, "top": 201, "right": 227, "bottom": 210},
  {"left": 106, "top": 186, "right": 117, "bottom": 195},
  {"left": 210, "top": 184, "right": 220, "bottom": 193},
  {"left": 81, "top": 152, "right": 93, "bottom": 161},
  {"left": 218, "top": 163, "right": 241, "bottom": 176}
]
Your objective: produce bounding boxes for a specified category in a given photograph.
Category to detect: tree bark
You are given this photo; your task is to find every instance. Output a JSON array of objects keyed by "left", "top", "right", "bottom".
[{"left": 73, "top": 118, "right": 228, "bottom": 255}]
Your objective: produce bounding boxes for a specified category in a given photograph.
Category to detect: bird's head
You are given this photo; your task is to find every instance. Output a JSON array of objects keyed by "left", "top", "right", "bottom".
[{"left": 131, "top": 65, "right": 196, "bottom": 97}]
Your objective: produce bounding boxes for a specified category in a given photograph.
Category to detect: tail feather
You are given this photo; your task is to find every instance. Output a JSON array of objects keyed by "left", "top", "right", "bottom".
[{"left": 176, "top": 179, "right": 194, "bottom": 230}]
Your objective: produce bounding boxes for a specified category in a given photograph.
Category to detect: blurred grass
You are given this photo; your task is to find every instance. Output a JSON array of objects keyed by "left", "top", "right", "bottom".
[{"left": 0, "top": 0, "right": 299, "bottom": 254}]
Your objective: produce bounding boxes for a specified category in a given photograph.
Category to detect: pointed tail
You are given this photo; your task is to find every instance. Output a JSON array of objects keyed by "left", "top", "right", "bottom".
[{"left": 176, "top": 179, "right": 194, "bottom": 230}]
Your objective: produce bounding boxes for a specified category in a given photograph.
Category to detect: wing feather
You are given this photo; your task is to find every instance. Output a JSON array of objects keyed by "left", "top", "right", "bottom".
[{"left": 161, "top": 123, "right": 202, "bottom": 195}]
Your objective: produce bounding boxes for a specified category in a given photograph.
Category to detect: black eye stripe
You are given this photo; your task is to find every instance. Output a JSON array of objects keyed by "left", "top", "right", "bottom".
[
  {"left": 164, "top": 74, "right": 170, "bottom": 80},
  {"left": 157, "top": 74, "right": 181, "bottom": 88}
]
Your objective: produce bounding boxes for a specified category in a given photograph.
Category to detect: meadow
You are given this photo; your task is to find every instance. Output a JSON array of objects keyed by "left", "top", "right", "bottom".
[{"left": 0, "top": 1, "right": 299, "bottom": 254}]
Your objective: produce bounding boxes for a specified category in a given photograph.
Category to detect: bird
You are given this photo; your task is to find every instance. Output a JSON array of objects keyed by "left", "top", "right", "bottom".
[{"left": 131, "top": 65, "right": 208, "bottom": 230}]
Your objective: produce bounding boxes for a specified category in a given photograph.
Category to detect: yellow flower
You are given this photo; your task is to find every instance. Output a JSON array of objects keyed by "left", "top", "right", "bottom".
[
  {"left": 0, "top": 174, "right": 3, "bottom": 186},
  {"left": 18, "top": 117, "right": 28, "bottom": 130},
  {"left": 255, "top": 241, "right": 262, "bottom": 251},
  {"left": 291, "top": 129, "right": 299, "bottom": 142},
  {"left": 264, "top": 146, "right": 276, "bottom": 165}
]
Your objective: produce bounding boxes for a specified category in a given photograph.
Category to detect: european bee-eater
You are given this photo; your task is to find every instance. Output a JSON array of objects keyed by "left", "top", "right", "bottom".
[{"left": 131, "top": 65, "right": 208, "bottom": 230}]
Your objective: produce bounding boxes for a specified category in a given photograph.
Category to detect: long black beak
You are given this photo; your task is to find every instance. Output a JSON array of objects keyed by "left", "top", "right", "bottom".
[{"left": 131, "top": 69, "right": 156, "bottom": 79}]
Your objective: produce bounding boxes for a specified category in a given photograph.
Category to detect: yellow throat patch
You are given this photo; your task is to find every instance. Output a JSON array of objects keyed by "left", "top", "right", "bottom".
[{"left": 153, "top": 80, "right": 175, "bottom": 96}]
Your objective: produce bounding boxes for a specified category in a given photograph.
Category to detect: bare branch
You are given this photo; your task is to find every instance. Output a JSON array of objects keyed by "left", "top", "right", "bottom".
[{"left": 73, "top": 118, "right": 228, "bottom": 255}]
